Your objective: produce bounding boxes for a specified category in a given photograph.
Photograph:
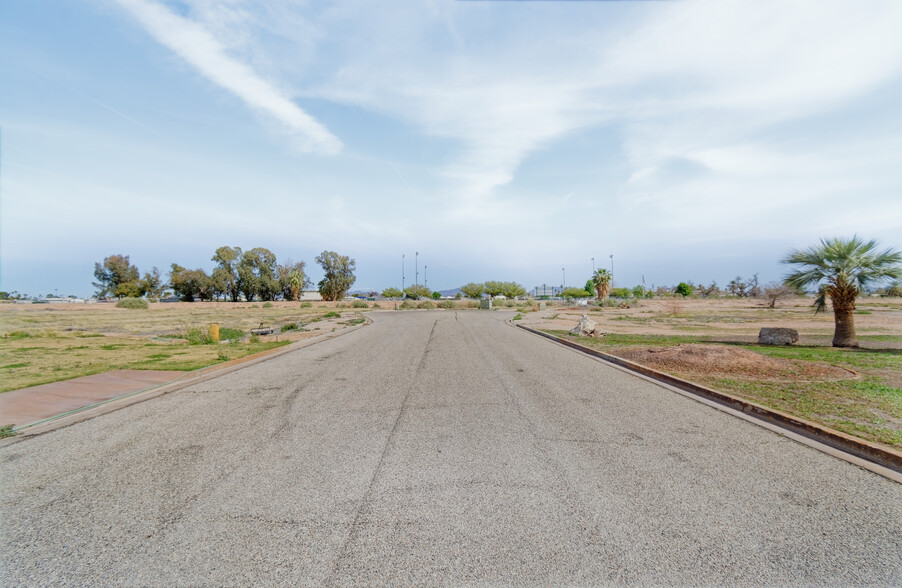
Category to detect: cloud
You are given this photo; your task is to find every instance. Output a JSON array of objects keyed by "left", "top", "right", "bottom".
[{"left": 112, "top": 0, "right": 341, "bottom": 154}]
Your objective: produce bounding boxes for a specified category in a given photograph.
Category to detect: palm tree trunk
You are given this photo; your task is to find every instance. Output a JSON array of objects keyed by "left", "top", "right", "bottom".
[{"left": 832, "top": 307, "right": 858, "bottom": 347}]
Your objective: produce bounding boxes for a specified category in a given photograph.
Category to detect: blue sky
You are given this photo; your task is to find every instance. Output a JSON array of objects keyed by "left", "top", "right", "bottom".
[{"left": 1, "top": 0, "right": 900, "bottom": 297}]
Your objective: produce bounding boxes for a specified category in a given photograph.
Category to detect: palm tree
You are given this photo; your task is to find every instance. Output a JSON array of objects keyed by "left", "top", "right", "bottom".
[
  {"left": 782, "top": 236, "right": 902, "bottom": 348},
  {"left": 592, "top": 268, "right": 612, "bottom": 300}
]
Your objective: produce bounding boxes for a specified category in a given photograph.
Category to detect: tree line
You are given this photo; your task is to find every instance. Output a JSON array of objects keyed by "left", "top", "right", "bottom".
[{"left": 93, "top": 248, "right": 356, "bottom": 302}]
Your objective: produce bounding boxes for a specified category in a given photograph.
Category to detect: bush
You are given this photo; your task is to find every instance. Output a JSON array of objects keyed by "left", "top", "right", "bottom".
[
  {"left": 459, "top": 299, "right": 478, "bottom": 309},
  {"left": 185, "top": 327, "right": 213, "bottom": 345},
  {"left": 300, "top": 302, "right": 312, "bottom": 308},
  {"left": 336, "top": 302, "right": 347, "bottom": 308},
  {"left": 431, "top": 291, "right": 442, "bottom": 300},
  {"left": 323, "top": 311, "right": 340, "bottom": 318},
  {"left": 281, "top": 323, "right": 298, "bottom": 333},
  {"left": 116, "top": 297, "right": 148, "bottom": 309},
  {"left": 512, "top": 314, "right": 522, "bottom": 321},
  {"left": 372, "top": 303, "right": 382, "bottom": 309},
  {"left": 438, "top": 300, "right": 455, "bottom": 309},
  {"left": 417, "top": 300, "right": 435, "bottom": 309},
  {"left": 400, "top": 300, "right": 417, "bottom": 309},
  {"left": 352, "top": 300, "right": 368, "bottom": 308},
  {"left": 262, "top": 302, "right": 273, "bottom": 308},
  {"left": 675, "top": 282, "right": 693, "bottom": 297}
]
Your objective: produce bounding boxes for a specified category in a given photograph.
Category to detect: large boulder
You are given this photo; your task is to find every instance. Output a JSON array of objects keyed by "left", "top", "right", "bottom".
[
  {"left": 758, "top": 327, "right": 799, "bottom": 345},
  {"left": 570, "top": 315, "right": 598, "bottom": 337}
]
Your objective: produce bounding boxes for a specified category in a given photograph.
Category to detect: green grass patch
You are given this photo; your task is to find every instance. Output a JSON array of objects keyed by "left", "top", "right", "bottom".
[
  {"left": 323, "top": 311, "right": 340, "bottom": 318},
  {"left": 1, "top": 362, "right": 29, "bottom": 369},
  {"left": 218, "top": 327, "right": 245, "bottom": 341},
  {"left": 5, "top": 331, "right": 32, "bottom": 339},
  {"left": 0, "top": 424, "right": 16, "bottom": 438}
]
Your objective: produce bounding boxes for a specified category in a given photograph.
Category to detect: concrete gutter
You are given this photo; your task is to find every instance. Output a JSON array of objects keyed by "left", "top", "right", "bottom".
[
  {"left": 514, "top": 322, "right": 902, "bottom": 482},
  {"left": 4, "top": 316, "right": 372, "bottom": 442}
]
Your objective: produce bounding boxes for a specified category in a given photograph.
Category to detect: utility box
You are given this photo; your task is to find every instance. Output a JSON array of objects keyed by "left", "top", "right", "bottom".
[{"left": 480, "top": 299, "right": 493, "bottom": 310}]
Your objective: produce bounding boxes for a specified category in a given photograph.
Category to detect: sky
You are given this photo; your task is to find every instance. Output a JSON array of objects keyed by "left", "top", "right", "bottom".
[{"left": 1, "top": 0, "right": 900, "bottom": 298}]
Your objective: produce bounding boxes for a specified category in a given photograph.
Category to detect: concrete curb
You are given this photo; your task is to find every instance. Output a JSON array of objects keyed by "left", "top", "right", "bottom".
[
  {"left": 3, "top": 315, "right": 372, "bottom": 442},
  {"left": 514, "top": 322, "right": 902, "bottom": 479}
]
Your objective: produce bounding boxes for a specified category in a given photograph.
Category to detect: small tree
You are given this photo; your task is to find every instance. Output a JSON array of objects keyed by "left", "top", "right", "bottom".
[
  {"left": 211, "top": 246, "right": 243, "bottom": 302},
  {"left": 782, "top": 236, "right": 902, "bottom": 347},
  {"left": 316, "top": 250, "right": 356, "bottom": 301},
  {"left": 483, "top": 280, "right": 505, "bottom": 298},
  {"left": 460, "top": 282, "right": 484, "bottom": 299},
  {"left": 138, "top": 267, "right": 166, "bottom": 299},
  {"left": 277, "top": 259, "right": 310, "bottom": 301},
  {"left": 763, "top": 281, "right": 796, "bottom": 309},
  {"left": 675, "top": 282, "right": 692, "bottom": 297},
  {"left": 561, "top": 287, "right": 593, "bottom": 300},
  {"left": 884, "top": 281, "right": 902, "bottom": 297},
  {"left": 382, "top": 287, "right": 403, "bottom": 299},
  {"left": 403, "top": 284, "right": 431, "bottom": 300},
  {"left": 431, "top": 291, "right": 442, "bottom": 300},
  {"left": 169, "top": 264, "right": 213, "bottom": 302},
  {"left": 500, "top": 281, "right": 526, "bottom": 299},
  {"left": 592, "top": 269, "right": 612, "bottom": 300},
  {"left": 93, "top": 254, "right": 140, "bottom": 299}
]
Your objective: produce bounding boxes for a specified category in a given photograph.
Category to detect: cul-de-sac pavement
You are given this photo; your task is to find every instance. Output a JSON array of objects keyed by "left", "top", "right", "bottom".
[{"left": 2, "top": 311, "right": 900, "bottom": 586}]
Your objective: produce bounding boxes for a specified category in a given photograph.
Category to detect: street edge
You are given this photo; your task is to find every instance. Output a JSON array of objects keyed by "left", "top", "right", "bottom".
[{"left": 513, "top": 322, "right": 902, "bottom": 481}]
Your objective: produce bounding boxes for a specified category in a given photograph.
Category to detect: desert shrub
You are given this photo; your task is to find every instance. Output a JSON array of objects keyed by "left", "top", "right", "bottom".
[
  {"left": 400, "top": 300, "right": 417, "bottom": 309},
  {"left": 219, "top": 327, "right": 245, "bottom": 340},
  {"left": 372, "top": 303, "right": 381, "bottom": 309},
  {"left": 347, "top": 317, "right": 365, "bottom": 325},
  {"left": 300, "top": 302, "right": 312, "bottom": 308},
  {"left": 262, "top": 302, "right": 273, "bottom": 308},
  {"left": 561, "top": 288, "right": 592, "bottom": 299},
  {"left": 0, "top": 424, "right": 17, "bottom": 439},
  {"left": 438, "top": 300, "right": 455, "bottom": 309},
  {"left": 417, "top": 300, "right": 435, "bottom": 309},
  {"left": 459, "top": 299, "right": 478, "bottom": 309},
  {"left": 336, "top": 302, "right": 347, "bottom": 308},
  {"left": 665, "top": 299, "right": 685, "bottom": 316},
  {"left": 281, "top": 323, "right": 298, "bottom": 333},
  {"left": 884, "top": 281, "right": 902, "bottom": 297},
  {"left": 352, "top": 300, "right": 368, "bottom": 308},
  {"left": 504, "top": 300, "right": 517, "bottom": 307},
  {"left": 249, "top": 334, "right": 260, "bottom": 343},
  {"left": 610, "top": 288, "right": 631, "bottom": 298},
  {"left": 512, "top": 314, "right": 522, "bottom": 321},
  {"left": 116, "top": 297, "right": 148, "bottom": 309},
  {"left": 675, "top": 282, "right": 692, "bottom": 297},
  {"left": 323, "top": 311, "right": 340, "bottom": 318}
]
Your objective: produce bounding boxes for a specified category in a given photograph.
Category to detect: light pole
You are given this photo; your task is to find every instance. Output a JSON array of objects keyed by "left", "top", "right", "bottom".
[
  {"left": 610, "top": 254, "right": 614, "bottom": 286},
  {"left": 592, "top": 257, "right": 595, "bottom": 273},
  {"left": 415, "top": 252, "right": 419, "bottom": 288},
  {"left": 562, "top": 267, "right": 566, "bottom": 290},
  {"left": 402, "top": 254, "right": 405, "bottom": 293},
  {"left": 424, "top": 265, "right": 428, "bottom": 288}
]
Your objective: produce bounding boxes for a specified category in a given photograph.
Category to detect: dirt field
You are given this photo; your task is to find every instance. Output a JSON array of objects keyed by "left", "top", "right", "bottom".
[{"left": 0, "top": 301, "right": 367, "bottom": 393}]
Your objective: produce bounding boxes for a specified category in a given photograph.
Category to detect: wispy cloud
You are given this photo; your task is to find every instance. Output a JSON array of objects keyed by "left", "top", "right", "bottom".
[{"left": 112, "top": 0, "right": 341, "bottom": 154}]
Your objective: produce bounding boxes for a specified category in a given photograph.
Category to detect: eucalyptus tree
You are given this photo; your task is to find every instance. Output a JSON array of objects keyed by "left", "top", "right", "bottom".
[
  {"left": 782, "top": 236, "right": 902, "bottom": 347},
  {"left": 316, "top": 250, "right": 356, "bottom": 301}
]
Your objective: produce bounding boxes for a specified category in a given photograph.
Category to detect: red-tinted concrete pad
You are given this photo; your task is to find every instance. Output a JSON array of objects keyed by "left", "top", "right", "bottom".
[{"left": 0, "top": 370, "right": 185, "bottom": 428}]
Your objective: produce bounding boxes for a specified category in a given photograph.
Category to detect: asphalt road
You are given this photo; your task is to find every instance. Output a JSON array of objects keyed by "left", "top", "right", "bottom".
[{"left": 1, "top": 310, "right": 900, "bottom": 586}]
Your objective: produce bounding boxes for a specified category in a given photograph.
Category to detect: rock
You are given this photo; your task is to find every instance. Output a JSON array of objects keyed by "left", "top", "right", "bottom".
[
  {"left": 758, "top": 327, "right": 799, "bottom": 345},
  {"left": 570, "top": 315, "right": 598, "bottom": 337}
]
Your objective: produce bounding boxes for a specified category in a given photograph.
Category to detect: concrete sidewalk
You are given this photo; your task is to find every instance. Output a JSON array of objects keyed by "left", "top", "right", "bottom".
[{"left": 0, "top": 370, "right": 186, "bottom": 428}]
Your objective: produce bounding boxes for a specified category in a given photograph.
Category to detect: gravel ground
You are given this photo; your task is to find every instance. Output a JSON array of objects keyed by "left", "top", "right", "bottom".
[{"left": 1, "top": 310, "right": 900, "bottom": 586}]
